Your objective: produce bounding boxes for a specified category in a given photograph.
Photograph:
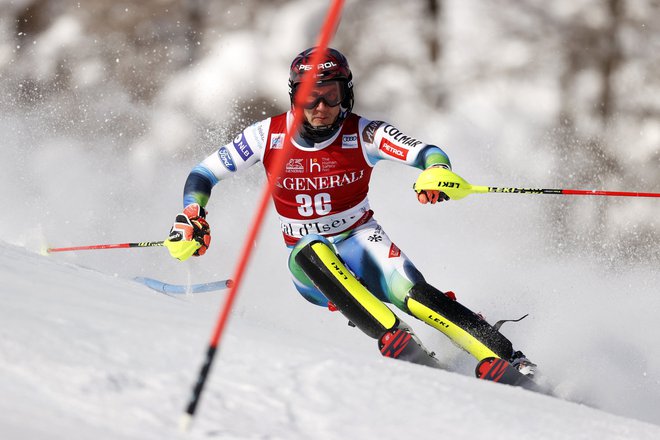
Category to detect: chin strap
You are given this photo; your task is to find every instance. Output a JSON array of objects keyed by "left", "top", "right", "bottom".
[{"left": 299, "top": 120, "right": 340, "bottom": 143}]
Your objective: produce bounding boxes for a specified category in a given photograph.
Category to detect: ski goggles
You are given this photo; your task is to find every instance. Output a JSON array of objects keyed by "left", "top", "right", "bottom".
[{"left": 299, "top": 80, "right": 345, "bottom": 109}]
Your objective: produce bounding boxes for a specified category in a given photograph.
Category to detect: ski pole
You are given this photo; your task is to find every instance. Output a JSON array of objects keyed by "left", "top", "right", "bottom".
[
  {"left": 46, "top": 241, "right": 164, "bottom": 253},
  {"left": 414, "top": 167, "right": 660, "bottom": 201},
  {"left": 179, "top": 0, "right": 346, "bottom": 432}
]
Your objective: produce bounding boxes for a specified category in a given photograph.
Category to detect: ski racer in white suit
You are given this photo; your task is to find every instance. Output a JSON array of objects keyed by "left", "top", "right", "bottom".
[{"left": 166, "top": 47, "right": 536, "bottom": 376}]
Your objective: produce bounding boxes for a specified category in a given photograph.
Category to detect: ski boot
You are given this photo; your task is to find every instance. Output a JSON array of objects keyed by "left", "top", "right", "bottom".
[
  {"left": 378, "top": 322, "right": 442, "bottom": 369},
  {"left": 510, "top": 350, "right": 537, "bottom": 378}
]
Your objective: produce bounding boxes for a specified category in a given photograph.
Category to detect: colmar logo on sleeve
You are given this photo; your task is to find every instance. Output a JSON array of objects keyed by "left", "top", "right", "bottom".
[{"left": 383, "top": 125, "right": 422, "bottom": 148}]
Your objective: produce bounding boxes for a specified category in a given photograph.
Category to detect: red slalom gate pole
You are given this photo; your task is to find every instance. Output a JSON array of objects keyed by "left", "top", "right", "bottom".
[
  {"left": 180, "top": 0, "right": 346, "bottom": 431},
  {"left": 46, "top": 241, "right": 164, "bottom": 253}
]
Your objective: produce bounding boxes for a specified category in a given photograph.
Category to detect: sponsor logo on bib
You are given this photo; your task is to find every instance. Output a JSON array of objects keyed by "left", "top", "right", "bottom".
[
  {"left": 342, "top": 134, "right": 358, "bottom": 149},
  {"left": 270, "top": 133, "right": 285, "bottom": 149},
  {"left": 285, "top": 158, "right": 304, "bottom": 173}
]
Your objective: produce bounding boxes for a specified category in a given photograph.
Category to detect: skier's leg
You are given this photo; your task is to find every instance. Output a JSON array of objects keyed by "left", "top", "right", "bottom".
[
  {"left": 294, "top": 235, "right": 397, "bottom": 339},
  {"left": 335, "top": 219, "right": 530, "bottom": 368},
  {"left": 287, "top": 234, "right": 333, "bottom": 307},
  {"left": 406, "top": 283, "right": 537, "bottom": 375},
  {"left": 289, "top": 234, "right": 441, "bottom": 368},
  {"left": 406, "top": 281, "right": 514, "bottom": 361}
]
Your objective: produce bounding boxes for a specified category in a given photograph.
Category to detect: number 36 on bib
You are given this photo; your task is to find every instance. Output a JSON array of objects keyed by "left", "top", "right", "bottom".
[{"left": 296, "top": 193, "right": 332, "bottom": 217}]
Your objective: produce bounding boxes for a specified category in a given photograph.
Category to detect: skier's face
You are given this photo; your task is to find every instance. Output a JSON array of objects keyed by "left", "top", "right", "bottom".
[
  {"left": 301, "top": 81, "right": 342, "bottom": 127},
  {"left": 304, "top": 100, "right": 340, "bottom": 127}
]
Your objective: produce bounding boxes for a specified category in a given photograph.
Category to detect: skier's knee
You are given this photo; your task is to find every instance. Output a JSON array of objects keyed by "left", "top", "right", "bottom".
[
  {"left": 407, "top": 281, "right": 456, "bottom": 312},
  {"left": 291, "top": 277, "right": 331, "bottom": 307},
  {"left": 288, "top": 234, "right": 334, "bottom": 302},
  {"left": 406, "top": 281, "right": 482, "bottom": 329},
  {"left": 289, "top": 234, "right": 331, "bottom": 281}
]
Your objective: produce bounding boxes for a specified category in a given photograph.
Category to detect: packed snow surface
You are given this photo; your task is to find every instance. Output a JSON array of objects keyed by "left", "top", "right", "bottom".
[{"left": 1, "top": 241, "right": 659, "bottom": 439}]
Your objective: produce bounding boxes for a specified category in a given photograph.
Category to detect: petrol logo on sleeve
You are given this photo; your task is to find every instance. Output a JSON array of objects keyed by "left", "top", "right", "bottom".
[
  {"left": 217, "top": 147, "right": 237, "bottom": 172},
  {"left": 379, "top": 138, "right": 409, "bottom": 160},
  {"left": 233, "top": 133, "right": 254, "bottom": 161}
]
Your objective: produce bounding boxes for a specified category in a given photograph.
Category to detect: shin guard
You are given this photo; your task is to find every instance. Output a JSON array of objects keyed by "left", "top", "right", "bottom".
[
  {"left": 407, "top": 282, "right": 514, "bottom": 361},
  {"left": 295, "top": 240, "right": 397, "bottom": 339}
]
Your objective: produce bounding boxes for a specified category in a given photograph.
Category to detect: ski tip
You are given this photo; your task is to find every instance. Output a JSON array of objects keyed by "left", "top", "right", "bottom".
[{"left": 179, "top": 413, "right": 193, "bottom": 433}]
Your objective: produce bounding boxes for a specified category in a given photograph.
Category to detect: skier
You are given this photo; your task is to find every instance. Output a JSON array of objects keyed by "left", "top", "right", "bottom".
[{"left": 165, "top": 47, "right": 536, "bottom": 377}]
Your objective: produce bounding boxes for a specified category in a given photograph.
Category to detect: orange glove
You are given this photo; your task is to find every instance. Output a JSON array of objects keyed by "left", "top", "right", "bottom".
[
  {"left": 165, "top": 203, "right": 211, "bottom": 260},
  {"left": 417, "top": 190, "right": 449, "bottom": 205}
]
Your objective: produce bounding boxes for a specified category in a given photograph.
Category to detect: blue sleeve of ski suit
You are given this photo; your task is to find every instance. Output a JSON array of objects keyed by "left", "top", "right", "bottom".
[
  {"left": 413, "top": 145, "right": 452, "bottom": 170},
  {"left": 183, "top": 165, "right": 218, "bottom": 208}
]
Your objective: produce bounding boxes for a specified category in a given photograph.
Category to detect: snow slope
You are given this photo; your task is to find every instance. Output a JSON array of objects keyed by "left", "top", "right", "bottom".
[{"left": 1, "top": 241, "right": 659, "bottom": 440}]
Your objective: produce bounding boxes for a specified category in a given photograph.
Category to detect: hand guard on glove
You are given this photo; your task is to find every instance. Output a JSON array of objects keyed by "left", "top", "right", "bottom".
[
  {"left": 164, "top": 203, "right": 211, "bottom": 261},
  {"left": 416, "top": 165, "right": 449, "bottom": 204}
]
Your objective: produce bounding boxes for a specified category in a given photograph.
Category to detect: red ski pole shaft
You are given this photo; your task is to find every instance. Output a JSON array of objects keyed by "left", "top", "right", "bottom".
[
  {"left": 46, "top": 241, "right": 164, "bottom": 253},
  {"left": 485, "top": 187, "right": 660, "bottom": 197},
  {"left": 180, "top": 0, "right": 346, "bottom": 431},
  {"left": 559, "top": 189, "right": 660, "bottom": 198}
]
